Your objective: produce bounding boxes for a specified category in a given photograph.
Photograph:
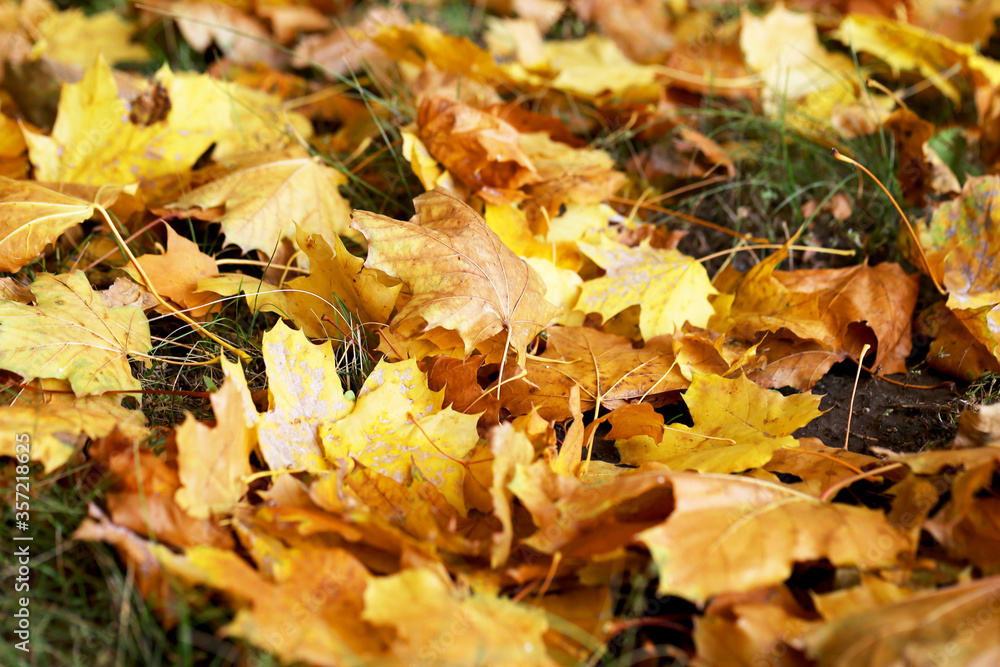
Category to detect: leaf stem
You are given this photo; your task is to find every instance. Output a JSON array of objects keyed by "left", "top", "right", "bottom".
[{"left": 830, "top": 149, "right": 946, "bottom": 295}]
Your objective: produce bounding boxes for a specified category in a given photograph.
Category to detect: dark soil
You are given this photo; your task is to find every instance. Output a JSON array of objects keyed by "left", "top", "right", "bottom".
[{"left": 793, "top": 362, "right": 966, "bottom": 454}]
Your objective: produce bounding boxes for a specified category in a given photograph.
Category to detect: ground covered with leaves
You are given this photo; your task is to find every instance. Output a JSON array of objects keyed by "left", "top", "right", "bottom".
[{"left": 3, "top": 0, "right": 1000, "bottom": 665}]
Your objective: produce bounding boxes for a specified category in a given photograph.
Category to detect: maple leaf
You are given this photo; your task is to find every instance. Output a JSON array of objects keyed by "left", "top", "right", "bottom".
[
  {"left": 168, "top": 152, "right": 352, "bottom": 256},
  {"left": 834, "top": 14, "right": 1000, "bottom": 105},
  {"left": 0, "top": 177, "right": 128, "bottom": 271},
  {"left": 617, "top": 373, "right": 823, "bottom": 474},
  {"left": 887, "top": 447, "right": 1000, "bottom": 573},
  {"left": 22, "top": 56, "right": 214, "bottom": 184},
  {"left": 153, "top": 541, "right": 389, "bottom": 664},
  {"left": 362, "top": 567, "right": 555, "bottom": 666},
  {"left": 372, "top": 21, "right": 506, "bottom": 83},
  {"left": 167, "top": 1, "right": 283, "bottom": 67},
  {"left": 763, "top": 437, "right": 884, "bottom": 496},
  {"left": 125, "top": 225, "right": 219, "bottom": 318},
  {"left": 293, "top": 6, "right": 405, "bottom": 77},
  {"left": 87, "top": 428, "right": 233, "bottom": 550},
  {"left": 0, "top": 402, "right": 142, "bottom": 473},
  {"left": 0, "top": 272, "right": 151, "bottom": 395},
  {"left": 352, "top": 188, "right": 559, "bottom": 364},
  {"left": 802, "top": 574, "right": 1000, "bottom": 666},
  {"left": 72, "top": 505, "right": 178, "bottom": 626},
  {"left": 639, "top": 473, "right": 914, "bottom": 603},
  {"left": 576, "top": 236, "right": 717, "bottom": 340},
  {"left": 487, "top": 422, "right": 535, "bottom": 567},
  {"left": 174, "top": 361, "right": 256, "bottom": 519},
  {"left": 507, "top": 326, "right": 688, "bottom": 421},
  {"left": 257, "top": 321, "right": 353, "bottom": 470},
  {"left": 33, "top": 6, "right": 150, "bottom": 69},
  {"left": 198, "top": 226, "right": 400, "bottom": 343},
  {"left": 538, "top": 35, "right": 661, "bottom": 99},
  {"left": 418, "top": 96, "right": 541, "bottom": 204},
  {"left": 483, "top": 202, "right": 584, "bottom": 272},
  {"left": 319, "top": 358, "right": 481, "bottom": 515},
  {"left": 719, "top": 247, "right": 919, "bottom": 381},
  {"left": 23, "top": 57, "right": 312, "bottom": 184}
]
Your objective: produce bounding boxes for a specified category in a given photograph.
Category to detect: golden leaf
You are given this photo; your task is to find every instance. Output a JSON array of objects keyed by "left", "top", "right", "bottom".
[
  {"left": 0, "top": 177, "right": 126, "bottom": 271},
  {"left": 319, "top": 358, "right": 481, "bottom": 515},
  {"left": 639, "top": 473, "right": 913, "bottom": 603},
  {"left": 168, "top": 153, "right": 352, "bottom": 256},
  {"left": 617, "top": 373, "right": 823, "bottom": 473},
  {"left": 352, "top": 188, "right": 559, "bottom": 363},
  {"left": 576, "top": 236, "right": 718, "bottom": 340}
]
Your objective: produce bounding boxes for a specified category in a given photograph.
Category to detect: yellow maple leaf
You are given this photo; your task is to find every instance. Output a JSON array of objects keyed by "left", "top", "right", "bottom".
[
  {"left": 484, "top": 202, "right": 584, "bottom": 271},
  {"left": 352, "top": 188, "right": 559, "bottom": 364},
  {"left": 153, "top": 541, "right": 389, "bottom": 664},
  {"left": 22, "top": 56, "right": 214, "bottom": 184},
  {"left": 834, "top": 13, "right": 1000, "bottom": 104},
  {"left": 0, "top": 401, "right": 144, "bottom": 473},
  {"left": 161, "top": 67, "right": 312, "bottom": 160},
  {"left": 487, "top": 422, "right": 535, "bottom": 567},
  {"left": 319, "top": 358, "right": 482, "bottom": 515},
  {"left": 0, "top": 272, "right": 151, "bottom": 395},
  {"left": 174, "top": 362, "right": 256, "bottom": 519},
  {"left": 197, "top": 226, "right": 400, "bottom": 342},
  {"left": 0, "top": 177, "right": 128, "bottom": 271},
  {"left": 540, "top": 35, "right": 661, "bottom": 99},
  {"left": 576, "top": 236, "right": 718, "bottom": 340},
  {"left": 639, "top": 472, "right": 913, "bottom": 603},
  {"left": 373, "top": 21, "right": 505, "bottom": 82},
  {"left": 168, "top": 152, "right": 352, "bottom": 256},
  {"left": 23, "top": 57, "right": 312, "bottom": 184},
  {"left": 617, "top": 373, "right": 823, "bottom": 473},
  {"left": 362, "top": 567, "right": 555, "bottom": 666},
  {"left": 33, "top": 7, "right": 150, "bottom": 68},
  {"left": 257, "top": 321, "right": 353, "bottom": 470}
]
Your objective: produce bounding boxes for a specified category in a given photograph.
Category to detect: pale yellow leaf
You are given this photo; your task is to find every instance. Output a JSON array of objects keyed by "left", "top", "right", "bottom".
[
  {"left": 257, "top": 320, "right": 353, "bottom": 470},
  {"left": 0, "top": 272, "right": 151, "bottom": 395}
]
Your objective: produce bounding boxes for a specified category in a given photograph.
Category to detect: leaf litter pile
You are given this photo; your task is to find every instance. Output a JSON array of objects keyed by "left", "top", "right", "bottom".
[{"left": 4, "top": 0, "right": 1000, "bottom": 665}]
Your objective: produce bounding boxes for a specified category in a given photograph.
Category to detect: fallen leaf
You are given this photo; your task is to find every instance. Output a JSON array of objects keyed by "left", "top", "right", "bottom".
[
  {"left": 126, "top": 225, "right": 219, "bottom": 318},
  {"left": 362, "top": 567, "right": 556, "bottom": 665},
  {"left": 801, "top": 574, "right": 1000, "bottom": 667},
  {"left": 508, "top": 326, "right": 688, "bottom": 421},
  {"left": 639, "top": 473, "right": 913, "bottom": 603},
  {"left": 0, "top": 402, "right": 140, "bottom": 472},
  {"left": 174, "top": 364, "right": 255, "bottom": 519},
  {"left": 22, "top": 56, "right": 213, "bottom": 184},
  {"left": 197, "top": 226, "right": 400, "bottom": 343},
  {"left": 352, "top": 188, "right": 558, "bottom": 364},
  {"left": 418, "top": 96, "right": 541, "bottom": 204},
  {"left": 72, "top": 504, "right": 177, "bottom": 626},
  {"left": 320, "top": 358, "right": 482, "bottom": 515},
  {"left": 34, "top": 8, "right": 150, "bottom": 70},
  {"left": 834, "top": 13, "right": 1000, "bottom": 105},
  {"left": 292, "top": 7, "right": 406, "bottom": 77},
  {"left": 0, "top": 177, "right": 126, "bottom": 271},
  {"left": 617, "top": 373, "right": 823, "bottom": 473},
  {"left": 487, "top": 422, "right": 536, "bottom": 567},
  {"left": 257, "top": 320, "right": 353, "bottom": 470},
  {"left": 154, "top": 541, "right": 390, "bottom": 664},
  {"left": 167, "top": 1, "right": 283, "bottom": 67},
  {"left": 87, "top": 428, "right": 232, "bottom": 550},
  {"left": 576, "top": 236, "right": 718, "bottom": 340},
  {"left": 0, "top": 272, "right": 151, "bottom": 395},
  {"left": 168, "top": 152, "right": 352, "bottom": 256}
]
